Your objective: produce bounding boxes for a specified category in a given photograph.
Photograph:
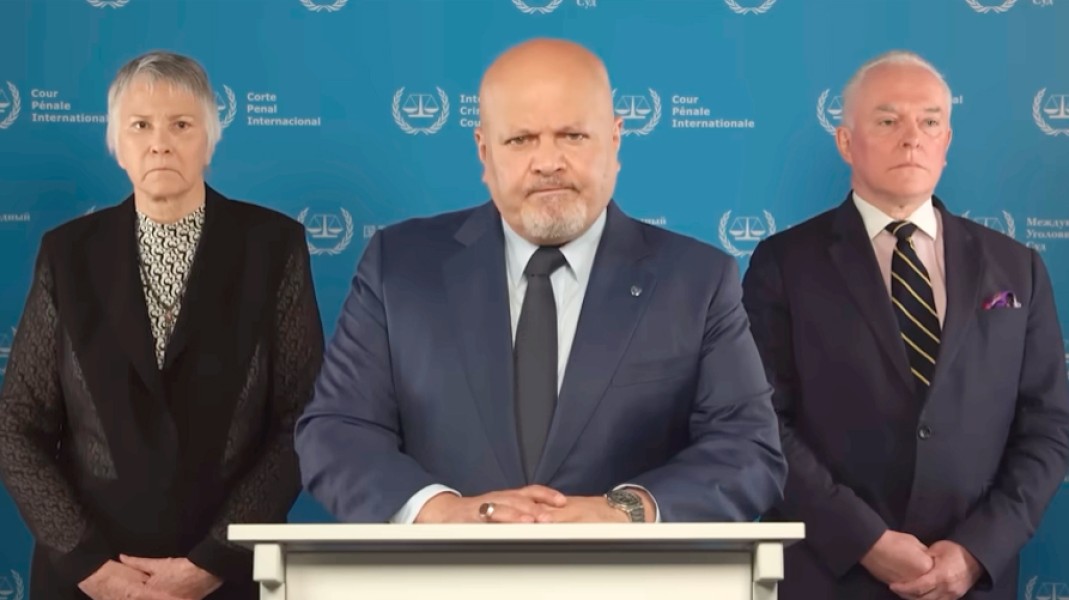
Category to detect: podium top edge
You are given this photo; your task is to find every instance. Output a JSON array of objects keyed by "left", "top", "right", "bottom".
[{"left": 227, "top": 522, "right": 805, "bottom": 544}]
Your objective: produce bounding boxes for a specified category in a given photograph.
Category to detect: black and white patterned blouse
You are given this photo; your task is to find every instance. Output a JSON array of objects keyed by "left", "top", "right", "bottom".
[{"left": 136, "top": 205, "right": 205, "bottom": 367}]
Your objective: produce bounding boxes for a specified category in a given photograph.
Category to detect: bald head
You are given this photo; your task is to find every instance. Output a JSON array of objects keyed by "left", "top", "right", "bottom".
[
  {"left": 479, "top": 38, "right": 614, "bottom": 133},
  {"left": 474, "top": 38, "right": 622, "bottom": 246}
]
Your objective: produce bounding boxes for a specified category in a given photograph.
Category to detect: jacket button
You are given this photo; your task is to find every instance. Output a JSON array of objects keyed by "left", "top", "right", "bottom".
[{"left": 918, "top": 425, "right": 932, "bottom": 440}]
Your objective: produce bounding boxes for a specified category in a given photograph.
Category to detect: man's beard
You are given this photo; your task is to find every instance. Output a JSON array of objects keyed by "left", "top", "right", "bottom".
[{"left": 520, "top": 192, "right": 589, "bottom": 243}]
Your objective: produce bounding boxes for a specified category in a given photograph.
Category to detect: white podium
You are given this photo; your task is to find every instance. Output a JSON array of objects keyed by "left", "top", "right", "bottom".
[{"left": 229, "top": 523, "right": 804, "bottom": 600}]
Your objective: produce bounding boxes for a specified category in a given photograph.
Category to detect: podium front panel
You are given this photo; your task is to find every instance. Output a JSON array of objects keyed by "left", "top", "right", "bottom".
[
  {"left": 282, "top": 550, "right": 752, "bottom": 599},
  {"left": 230, "top": 523, "right": 804, "bottom": 600}
]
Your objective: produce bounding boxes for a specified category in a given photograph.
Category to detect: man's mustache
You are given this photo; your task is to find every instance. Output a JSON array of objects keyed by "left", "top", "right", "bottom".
[{"left": 525, "top": 179, "right": 578, "bottom": 195}]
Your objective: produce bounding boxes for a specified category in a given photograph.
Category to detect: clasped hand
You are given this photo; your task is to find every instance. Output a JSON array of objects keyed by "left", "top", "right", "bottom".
[
  {"left": 78, "top": 555, "right": 221, "bottom": 600},
  {"left": 415, "top": 485, "right": 649, "bottom": 523},
  {"left": 861, "top": 531, "right": 983, "bottom": 600}
]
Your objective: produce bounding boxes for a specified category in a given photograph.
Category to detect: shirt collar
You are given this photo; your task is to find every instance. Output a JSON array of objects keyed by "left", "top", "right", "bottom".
[
  {"left": 852, "top": 192, "right": 938, "bottom": 241},
  {"left": 502, "top": 208, "right": 608, "bottom": 287}
]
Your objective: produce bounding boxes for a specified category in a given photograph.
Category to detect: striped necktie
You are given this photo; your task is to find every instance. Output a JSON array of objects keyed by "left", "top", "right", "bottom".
[{"left": 886, "top": 220, "right": 941, "bottom": 392}]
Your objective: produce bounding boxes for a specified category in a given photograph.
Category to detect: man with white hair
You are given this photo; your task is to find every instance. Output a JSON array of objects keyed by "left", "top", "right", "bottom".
[
  {"left": 296, "top": 37, "right": 786, "bottom": 526},
  {"left": 743, "top": 50, "right": 1069, "bottom": 599}
]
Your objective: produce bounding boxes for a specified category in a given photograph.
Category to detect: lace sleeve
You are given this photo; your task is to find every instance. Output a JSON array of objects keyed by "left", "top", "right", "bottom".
[
  {"left": 0, "top": 243, "right": 113, "bottom": 584},
  {"left": 187, "top": 230, "right": 324, "bottom": 580}
]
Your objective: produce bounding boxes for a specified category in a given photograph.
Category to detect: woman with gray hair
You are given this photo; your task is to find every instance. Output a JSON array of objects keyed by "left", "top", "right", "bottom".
[{"left": 0, "top": 50, "right": 323, "bottom": 599}]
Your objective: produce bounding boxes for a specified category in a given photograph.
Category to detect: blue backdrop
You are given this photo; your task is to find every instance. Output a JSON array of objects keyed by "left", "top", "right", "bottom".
[{"left": 0, "top": 0, "right": 1066, "bottom": 597}]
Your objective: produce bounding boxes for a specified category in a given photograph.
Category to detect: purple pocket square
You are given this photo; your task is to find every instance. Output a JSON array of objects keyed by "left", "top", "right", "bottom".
[{"left": 982, "top": 290, "right": 1022, "bottom": 310}]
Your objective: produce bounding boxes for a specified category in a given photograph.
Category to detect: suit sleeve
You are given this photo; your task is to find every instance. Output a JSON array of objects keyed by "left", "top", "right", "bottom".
[
  {"left": 0, "top": 240, "right": 114, "bottom": 585},
  {"left": 295, "top": 230, "right": 440, "bottom": 522},
  {"left": 188, "top": 231, "right": 324, "bottom": 581},
  {"left": 947, "top": 249, "right": 1069, "bottom": 588},
  {"left": 742, "top": 241, "right": 889, "bottom": 577},
  {"left": 628, "top": 254, "right": 788, "bottom": 522}
]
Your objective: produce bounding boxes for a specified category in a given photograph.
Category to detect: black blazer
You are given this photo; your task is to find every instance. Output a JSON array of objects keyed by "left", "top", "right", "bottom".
[
  {"left": 0, "top": 185, "right": 324, "bottom": 599},
  {"left": 742, "top": 195, "right": 1069, "bottom": 600}
]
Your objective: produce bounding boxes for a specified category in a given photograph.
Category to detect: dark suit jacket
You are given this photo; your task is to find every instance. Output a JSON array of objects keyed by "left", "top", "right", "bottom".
[
  {"left": 295, "top": 201, "right": 786, "bottom": 522},
  {"left": 0, "top": 185, "right": 324, "bottom": 599},
  {"left": 742, "top": 195, "right": 1069, "bottom": 600}
]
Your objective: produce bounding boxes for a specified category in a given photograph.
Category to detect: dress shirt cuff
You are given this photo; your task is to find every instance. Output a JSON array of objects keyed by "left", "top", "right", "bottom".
[
  {"left": 615, "top": 484, "right": 661, "bottom": 523},
  {"left": 391, "top": 484, "right": 460, "bottom": 524}
]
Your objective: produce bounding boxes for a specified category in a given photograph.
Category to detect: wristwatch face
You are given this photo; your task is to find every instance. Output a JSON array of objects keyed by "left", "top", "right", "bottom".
[
  {"left": 607, "top": 490, "right": 644, "bottom": 522},
  {"left": 608, "top": 490, "right": 641, "bottom": 508}
]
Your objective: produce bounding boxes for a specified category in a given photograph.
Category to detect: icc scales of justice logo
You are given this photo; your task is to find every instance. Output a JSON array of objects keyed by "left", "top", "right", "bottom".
[
  {"left": 299, "top": 0, "right": 348, "bottom": 12},
  {"left": 724, "top": 0, "right": 777, "bottom": 14},
  {"left": 965, "top": 0, "right": 1054, "bottom": 13},
  {"left": 1034, "top": 88, "right": 1069, "bottom": 136},
  {"left": 816, "top": 90, "right": 843, "bottom": 135},
  {"left": 0, "top": 81, "right": 21, "bottom": 130},
  {"left": 511, "top": 0, "right": 597, "bottom": 15},
  {"left": 215, "top": 85, "right": 237, "bottom": 129},
  {"left": 965, "top": 0, "right": 1018, "bottom": 12},
  {"left": 392, "top": 87, "right": 450, "bottom": 135},
  {"left": 961, "top": 210, "right": 1016, "bottom": 238},
  {"left": 0, "top": 569, "right": 24, "bottom": 600},
  {"left": 298, "top": 207, "right": 354, "bottom": 256},
  {"left": 1025, "top": 577, "right": 1069, "bottom": 600},
  {"left": 85, "top": 0, "right": 130, "bottom": 7},
  {"left": 719, "top": 210, "right": 777, "bottom": 257},
  {"left": 612, "top": 89, "right": 661, "bottom": 136}
]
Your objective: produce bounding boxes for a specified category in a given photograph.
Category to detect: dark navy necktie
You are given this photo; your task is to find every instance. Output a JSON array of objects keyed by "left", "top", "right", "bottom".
[{"left": 514, "top": 246, "right": 567, "bottom": 480}]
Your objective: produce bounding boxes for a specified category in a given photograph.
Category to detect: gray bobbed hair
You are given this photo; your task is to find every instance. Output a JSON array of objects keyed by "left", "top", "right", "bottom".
[{"left": 105, "top": 50, "right": 221, "bottom": 158}]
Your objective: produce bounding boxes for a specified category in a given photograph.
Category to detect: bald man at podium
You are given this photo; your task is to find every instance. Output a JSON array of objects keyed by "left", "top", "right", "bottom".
[{"left": 295, "top": 38, "right": 786, "bottom": 526}]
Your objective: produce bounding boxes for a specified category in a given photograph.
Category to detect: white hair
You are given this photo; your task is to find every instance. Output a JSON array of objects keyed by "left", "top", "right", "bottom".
[
  {"left": 105, "top": 50, "right": 221, "bottom": 158},
  {"left": 840, "top": 50, "right": 953, "bottom": 128}
]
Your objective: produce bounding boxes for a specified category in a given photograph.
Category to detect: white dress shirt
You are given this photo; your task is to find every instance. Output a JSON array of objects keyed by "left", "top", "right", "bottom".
[
  {"left": 502, "top": 208, "right": 606, "bottom": 386},
  {"left": 852, "top": 193, "right": 947, "bottom": 326},
  {"left": 391, "top": 209, "right": 659, "bottom": 523}
]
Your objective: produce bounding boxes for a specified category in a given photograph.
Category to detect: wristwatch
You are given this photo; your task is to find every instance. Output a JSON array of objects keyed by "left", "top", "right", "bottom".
[{"left": 605, "top": 489, "right": 646, "bottom": 523}]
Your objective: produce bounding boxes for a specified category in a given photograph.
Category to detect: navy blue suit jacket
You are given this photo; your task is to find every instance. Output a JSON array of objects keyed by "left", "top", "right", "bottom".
[
  {"left": 295, "top": 201, "right": 786, "bottom": 522},
  {"left": 742, "top": 196, "right": 1069, "bottom": 600}
]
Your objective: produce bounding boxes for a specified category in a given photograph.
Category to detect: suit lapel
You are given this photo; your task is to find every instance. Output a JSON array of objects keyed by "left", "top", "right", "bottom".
[
  {"left": 443, "top": 204, "right": 526, "bottom": 489},
  {"left": 827, "top": 195, "right": 914, "bottom": 392},
  {"left": 163, "top": 187, "right": 248, "bottom": 371},
  {"left": 930, "top": 201, "right": 982, "bottom": 389},
  {"left": 80, "top": 196, "right": 176, "bottom": 477},
  {"left": 160, "top": 187, "right": 269, "bottom": 475},
  {"left": 91, "top": 196, "right": 167, "bottom": 401},
  {"left": 535, "top": 204, "right": 656, "bottom": 483}
]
